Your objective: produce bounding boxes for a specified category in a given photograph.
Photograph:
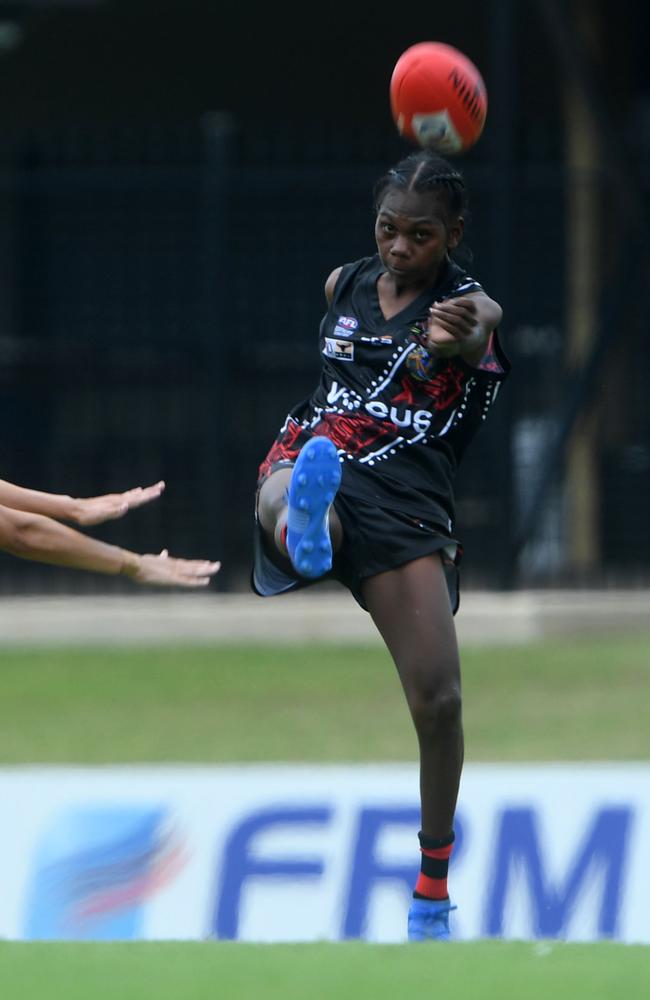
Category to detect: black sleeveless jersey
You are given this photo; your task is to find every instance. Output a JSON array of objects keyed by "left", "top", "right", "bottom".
[{"left": 259, "top": 254, "right": 510, "bottom": 531}]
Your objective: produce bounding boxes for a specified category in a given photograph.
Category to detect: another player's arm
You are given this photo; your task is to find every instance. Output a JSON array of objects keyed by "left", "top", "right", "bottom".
[
  {"left": 0, "top": 504, "right": 220, "bottom": 586},
  {"left": 0, "top": 478, "right": 166, "bottom": 526},
  {"left": 426, "top": 291, "right": 503, "bottom": 365}
]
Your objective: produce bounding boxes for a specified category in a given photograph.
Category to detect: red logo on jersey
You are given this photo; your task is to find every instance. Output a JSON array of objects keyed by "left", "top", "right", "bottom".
[{"left": 393, "top": 361, "right": 464, "bottom": 411}]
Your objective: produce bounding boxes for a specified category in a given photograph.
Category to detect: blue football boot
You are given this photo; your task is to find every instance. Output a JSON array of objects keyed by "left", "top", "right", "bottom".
[
  {"left": 407, "top": 898, "right": 457, "bottom": 942},
  {"left": 286, "top": 437, "right": 341, "bottom": 579}
]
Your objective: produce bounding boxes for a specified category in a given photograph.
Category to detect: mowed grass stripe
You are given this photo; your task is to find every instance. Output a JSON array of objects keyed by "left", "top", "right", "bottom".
[
  {"left": 0, "top": 941, "right": 648, "bottom": 1000},
  {"left": 0, "top": 634, "right": 648, "bottom": 763}
]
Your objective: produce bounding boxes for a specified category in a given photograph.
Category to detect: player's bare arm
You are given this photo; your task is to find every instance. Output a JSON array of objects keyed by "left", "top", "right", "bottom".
[
  {"left": 426, "top": 291, "right": 503, "bottom": 364},
  {"left": 0, "top": 505, "right": 220, "bottom": 586},
  {"left": 324, "top": 266, "right": 343, "bottom": 304},
  {"left": 0, "top": 478, "right": 165, "bottom": 526}
]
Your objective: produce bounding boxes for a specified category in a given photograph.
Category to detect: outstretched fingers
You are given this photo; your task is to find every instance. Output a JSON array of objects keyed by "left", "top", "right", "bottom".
[
  {"left": 76, "top": 481, "right": 166, "bottom": 526},
  {"left": 119, "top": 481, "right": 166, "bottom": 511},
  {"left": 132, "top": 551, "right": 221, "bottom": 587}
]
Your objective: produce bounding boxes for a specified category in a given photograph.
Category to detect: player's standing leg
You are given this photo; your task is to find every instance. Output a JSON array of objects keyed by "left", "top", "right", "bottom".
[{"left": 361, "top": 553, "right": 462, "bottom": 941}]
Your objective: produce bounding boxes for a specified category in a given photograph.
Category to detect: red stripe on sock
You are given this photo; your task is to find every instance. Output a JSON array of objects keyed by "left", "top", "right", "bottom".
[
  {"left": 280, "top": 524, "right": 288, "bottom": 549},
  {"left": 421, "top": 844, "right": 454, "bottom": 861},
  {"left": 415, "top": 841, "right": 453, "bottom": 899},
  {"left": 414, "top": 873, "right": 448, "bottom": 899}
]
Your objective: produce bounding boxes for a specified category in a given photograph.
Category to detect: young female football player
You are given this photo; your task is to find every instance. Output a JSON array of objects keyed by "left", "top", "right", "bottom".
[{"left": 253, "top": 148, "right": 509, "bottom": 941}]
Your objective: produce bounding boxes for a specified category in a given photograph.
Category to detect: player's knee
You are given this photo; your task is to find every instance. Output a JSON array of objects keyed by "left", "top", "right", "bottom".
[
  {"left": 257, "top": 470, "right": 291, "bottom": 535},
  {"left": 409, "top": 679, "right": 462, "bottom": 737}
]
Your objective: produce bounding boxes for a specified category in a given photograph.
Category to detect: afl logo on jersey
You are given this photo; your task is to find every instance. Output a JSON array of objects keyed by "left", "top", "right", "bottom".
[
  {"left": 324, "top": 338, "right": 354, "bottom": 362},
  {"left": 333, "top": 316, "right": 358, "bottom": 337}
]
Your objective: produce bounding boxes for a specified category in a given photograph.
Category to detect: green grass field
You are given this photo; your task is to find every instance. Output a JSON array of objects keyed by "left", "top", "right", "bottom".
[
  {"left": 1, "top": 940, "right": 648, "bottom": 999},
  {"left": 0, "top": 632, "right": 648, "bottom": 763}
]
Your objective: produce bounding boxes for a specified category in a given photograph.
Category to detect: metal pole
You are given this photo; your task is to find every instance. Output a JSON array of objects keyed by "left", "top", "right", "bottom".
[{"left": 487, "top": 0, "right": 517, "bottom": 589}]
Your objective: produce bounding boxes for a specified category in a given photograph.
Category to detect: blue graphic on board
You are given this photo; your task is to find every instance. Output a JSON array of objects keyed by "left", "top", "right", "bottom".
[{"left": 24, "top": 805, "right": 184, "bottom": 940}]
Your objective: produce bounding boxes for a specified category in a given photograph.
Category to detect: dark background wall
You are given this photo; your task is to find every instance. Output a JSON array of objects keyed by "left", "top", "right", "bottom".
[
  {"left": 0, "top": 3, "right": 545, "bottom": 131},
  {"left": 0, "top": 0, "right": 648, "bottom": 593}
]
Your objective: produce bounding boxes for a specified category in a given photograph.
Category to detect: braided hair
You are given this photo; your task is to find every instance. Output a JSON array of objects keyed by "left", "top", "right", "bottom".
[{"left": 373, "top": 149, "right": 468, "bottom": 229}]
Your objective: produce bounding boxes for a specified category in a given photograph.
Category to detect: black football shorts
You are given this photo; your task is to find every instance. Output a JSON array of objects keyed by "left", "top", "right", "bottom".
[{"left": 252, "top": 487, "right": 461, "bottom": 615}]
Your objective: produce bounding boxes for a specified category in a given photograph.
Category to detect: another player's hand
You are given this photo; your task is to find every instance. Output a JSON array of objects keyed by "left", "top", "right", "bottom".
[
  {"left": 73, "top": 481, "right": 166, "bottom": 526},
  {"left": 124, "top": 549, "right": 221, "bottom": 588},
  {"left": 426, "top": 298, "right": 486, "bottom": 359}
]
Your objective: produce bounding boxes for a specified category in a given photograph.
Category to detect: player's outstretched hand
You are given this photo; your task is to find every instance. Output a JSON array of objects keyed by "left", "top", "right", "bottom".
[
  {"left": 124, "top": 549, "right": 221, "bottom": 588},
  {"left": 73, "top": 481, "right": 166, "bottom": 526},
  {"left": 426, "top": 298, "right": 485, "bottom": 358}
]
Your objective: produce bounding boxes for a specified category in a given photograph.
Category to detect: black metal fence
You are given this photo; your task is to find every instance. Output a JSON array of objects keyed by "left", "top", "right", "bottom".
[{"left": 0, "top": 117, "right": 648, "bottom": 594}]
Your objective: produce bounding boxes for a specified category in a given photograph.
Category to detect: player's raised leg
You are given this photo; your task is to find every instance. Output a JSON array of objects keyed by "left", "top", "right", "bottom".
[
  {"left": 286, "top": 437, "right": 341, "bottom": 577},
  {"left": 257, "top": 467, "right": 293, "bottom": 555},
  {"left": 257, "top": 438, "right": 343, "bottom": 577}
]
